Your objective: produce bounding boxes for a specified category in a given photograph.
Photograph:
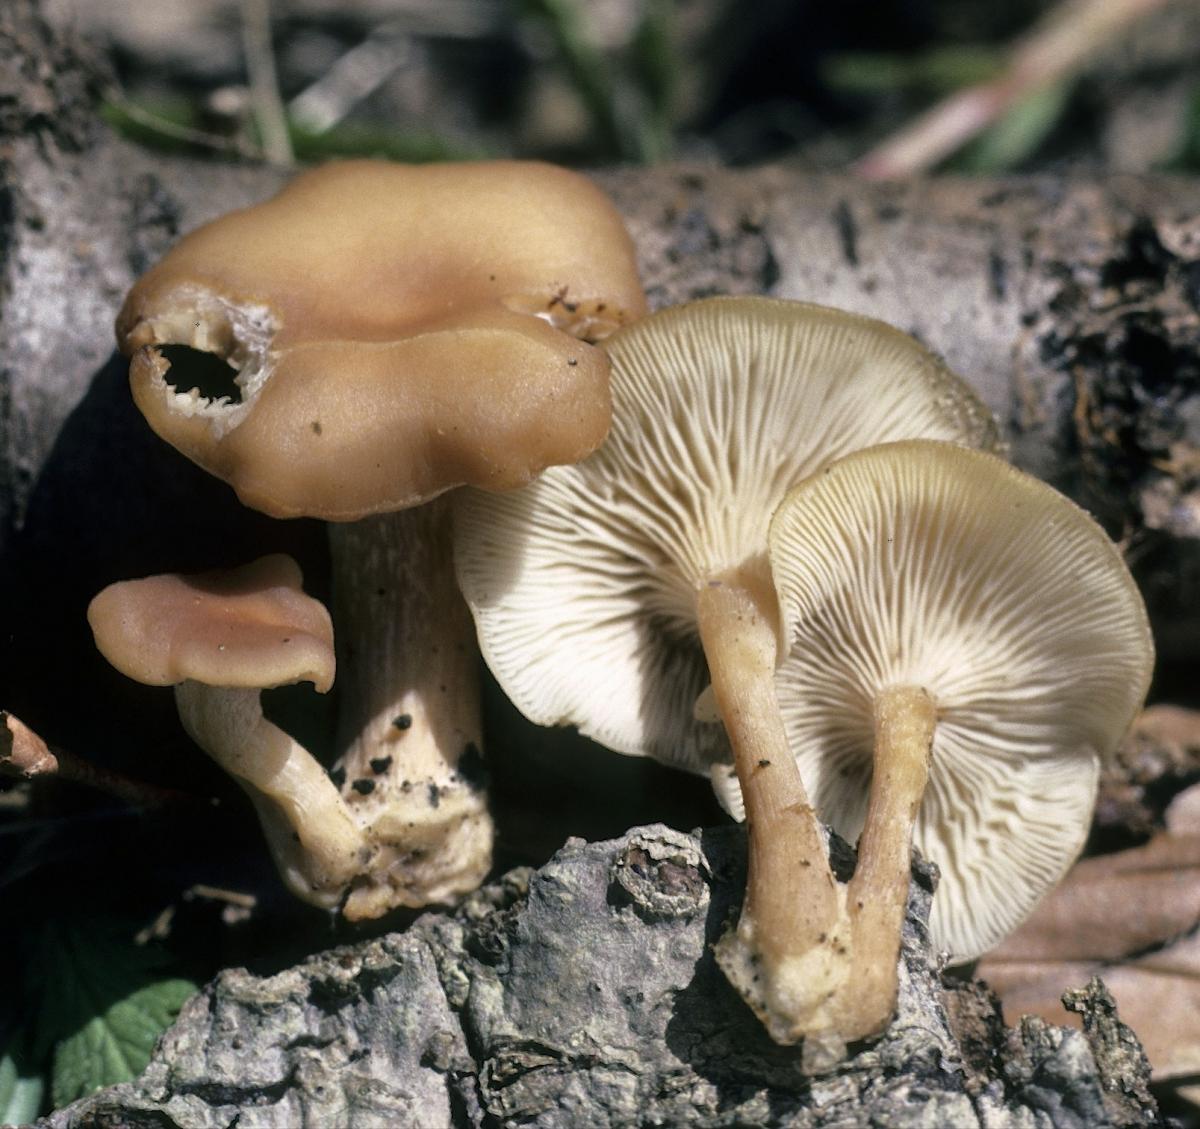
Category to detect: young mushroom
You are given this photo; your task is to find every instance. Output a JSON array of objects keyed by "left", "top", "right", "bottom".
[
  {"left": 87, "top": 555, "right": 365, "bottom": 906},
  {"left": 113, "top": 159, "right": 646, "bottom": 919},
  {"left": 453, "top": 296, "right": 998, "bottom": 1048},
  {"left": 735, "top": 439, "right": 1152, "bottom": 1058}
]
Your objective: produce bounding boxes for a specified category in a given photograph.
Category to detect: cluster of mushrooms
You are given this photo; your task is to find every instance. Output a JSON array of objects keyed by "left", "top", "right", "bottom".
[{"left": 88, "top": 158, "right": 1154, "bottom": 1067}]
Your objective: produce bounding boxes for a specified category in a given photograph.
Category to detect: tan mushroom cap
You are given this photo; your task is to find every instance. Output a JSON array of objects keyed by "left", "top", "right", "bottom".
[
  {"left": 88, "top": 554, "right": 334, "bottom": 693},
  {"left": 455, "top": 296, "right": 999, "bottom": 779},
  {"left": 769, "top": 440, "right": 1154, "bottom": 961},
  {"left": 116, "top": 159, "right": 647, "bottom": 520}
]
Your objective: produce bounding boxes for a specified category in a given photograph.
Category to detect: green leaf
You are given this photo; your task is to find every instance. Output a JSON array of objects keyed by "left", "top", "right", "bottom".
[
  {"left": 99, "top": 95, "right": 208, "bottom": 155},
  {"left": 520, "top": 0, "right": 634, "bottom": 160},
  {"left": 103, "top": 94, "right": 480, "bottom": 165},
  {"left": 629, "top": 0, "right": 678, "bottom": 162},
  {"left": 0, "top": 1045, "right": 44, "bottom": 1127},
  {"left": 30, "top": 920, "right": 196, "bottom": 1107},
  {"left": 823, "top": 47, "right": 1005, "bottom": 96},
  {"left": 1159, "top": 82, "right": 1200, "bottom": 171},
  {"left": 288, "top": 120, "right": 481, "bottom": 164},
  {"left": 950, "top": 80, "right": 1073, "bottom": 173},
  {"left": 50, "top": 978, "right": 195, "bottom": 1108}
]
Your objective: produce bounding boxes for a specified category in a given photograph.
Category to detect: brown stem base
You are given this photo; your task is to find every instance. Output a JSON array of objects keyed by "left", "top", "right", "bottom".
[
  {"left": 700, "top": 571, "right": 937, "bottom": 1062},
  {"left": 698, "top": 571, "right": 845, "bottom": 1052}
]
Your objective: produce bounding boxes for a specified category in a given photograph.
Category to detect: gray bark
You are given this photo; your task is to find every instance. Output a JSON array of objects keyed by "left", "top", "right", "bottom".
[{"left": 44, "top": 825, "right": 1160, "bottom": 1129}]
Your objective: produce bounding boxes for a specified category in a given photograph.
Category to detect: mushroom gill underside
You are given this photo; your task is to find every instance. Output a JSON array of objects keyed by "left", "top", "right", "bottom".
[{"left": 707, "top": 440, "right": 1152, "bottom": 1061}]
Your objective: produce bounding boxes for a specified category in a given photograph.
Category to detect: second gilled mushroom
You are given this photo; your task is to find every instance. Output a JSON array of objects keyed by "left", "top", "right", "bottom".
[
  {"left": 113, "top": 158, "right": 646, "bottom": 918},
  {"left": 718, "top": 439, "right": 1151, "bottom": 1059},
  {"left": 456, "top": 295, "right": 997, "bottom": 784}
]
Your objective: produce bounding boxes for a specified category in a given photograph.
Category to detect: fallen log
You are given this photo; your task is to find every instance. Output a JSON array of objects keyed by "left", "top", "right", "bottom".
[
  {"left": 3, "top": 3, "right": 1199, "bottom": 663},
  {"left": 43, "top": 825, "right": 1160, "bottom": 1129}
]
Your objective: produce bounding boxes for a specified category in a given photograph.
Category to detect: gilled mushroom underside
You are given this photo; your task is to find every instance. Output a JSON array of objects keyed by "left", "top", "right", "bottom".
[{"left": 455, "top": 296, "right": 999, "bottom": 781}]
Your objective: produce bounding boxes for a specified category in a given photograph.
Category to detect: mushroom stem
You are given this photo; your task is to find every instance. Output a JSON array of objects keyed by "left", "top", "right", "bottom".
[
  {"left": 174, "top": 681, "right": 365, "bottom": 907},
  {"left": 327, "top": 498, "right": 493, "bottom": 920},
  {"left": 839, "top": 685, "right": 937, "bottom": 1041},
  {"left": 698, "top": 572, "right": 843, "bottom": 1049},
  {"left": 700, "top": 581, "right": 939, "bottom": 1060}
]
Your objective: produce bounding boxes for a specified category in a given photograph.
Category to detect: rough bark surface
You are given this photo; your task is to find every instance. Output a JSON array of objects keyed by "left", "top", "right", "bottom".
[{"left": 44, "top": 825, "right": 1160, "bottom": 1129}]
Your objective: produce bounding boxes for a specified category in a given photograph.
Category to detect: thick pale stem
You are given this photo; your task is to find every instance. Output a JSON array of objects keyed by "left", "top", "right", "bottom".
[
  {"left": 328, "top": 498, "right": 492, "bottom": 920},
  {"left": 699, "top": 570, "right": 843, "bottom": 1050},
  {"left": 174, "top": 681, "right": 366, "bottom": 908},
  {"left": 838, "top": 685, "right": 937, "bottom": 1041}
]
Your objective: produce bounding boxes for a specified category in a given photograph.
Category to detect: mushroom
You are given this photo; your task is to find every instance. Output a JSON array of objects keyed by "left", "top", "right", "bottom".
[
  {"left": 117, "top": 159, "right": 645, "bottom": 519},
  {"left": 746, "top": 439, "right": 1152, "bottom": 1055},
  {"left": 87, "top": 555, "right": 365, "bottom": 906},
  {"left": 453, "top": 296, "right": 997, "bottom": 1046},
  {"left": 455, "top": 295, "right": 997, "bottom": 780},
  {"left": 113, "top": 159, "right": 646, "bottom": 918}
]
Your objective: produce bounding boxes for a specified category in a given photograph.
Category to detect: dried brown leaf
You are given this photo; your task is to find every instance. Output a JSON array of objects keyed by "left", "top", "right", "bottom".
[
  {"left": 1096, "top": 703, "right": 1200, "bottom": 841},
  {"left": 979, "top": 780, "right": 1200, "bottom": 1084}
]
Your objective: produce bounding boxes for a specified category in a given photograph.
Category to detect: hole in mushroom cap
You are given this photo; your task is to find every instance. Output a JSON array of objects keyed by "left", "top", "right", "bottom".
[
  {"left": 159, "top": 345, "right": 244, "bottom": 404},
  {"left": 129, "top": 291, "right": 279, "bottom": 436}
]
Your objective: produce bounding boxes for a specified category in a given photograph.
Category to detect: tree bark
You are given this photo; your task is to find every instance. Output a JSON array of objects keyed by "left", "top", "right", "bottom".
[{"left": 43, "top": 825, "right": 1159, "bottom": 1129}]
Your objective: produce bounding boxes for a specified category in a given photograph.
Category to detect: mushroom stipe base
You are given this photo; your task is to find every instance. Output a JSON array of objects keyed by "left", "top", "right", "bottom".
[
  {"left": 328, "top": 502, "right": 493, "bottom": 921},
  {"left": 711, "top": 667, "right": 937, "bottom": 1067}
]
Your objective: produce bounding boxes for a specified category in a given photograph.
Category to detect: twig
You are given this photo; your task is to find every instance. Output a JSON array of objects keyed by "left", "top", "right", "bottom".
[
  {"left": 1, "top": 711, "right": 192, "bottom": 809},
  {"left": 286, "top": 1, "right": 512, "bottom": 137},
  {"left": 104, "top": 87, "right": 261, "bottom": 159},
  {"left": 135, "top": 905, "right": 176, "bottom": 945},
  {"left": 854, "top": 0, "right": 1169, "bottom": 179},
  {"left": 186, "top": 883, "right": 258, "bottom": 909},
  {"left": 288, "top": 22, "right": 412, "bottom": 134},
  {"left": 240, "top": 0, "right": 293, "bottom": 166},
  {"left": 1, "top": 712, "right": 57, "bottom": 776}
]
